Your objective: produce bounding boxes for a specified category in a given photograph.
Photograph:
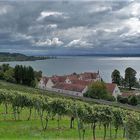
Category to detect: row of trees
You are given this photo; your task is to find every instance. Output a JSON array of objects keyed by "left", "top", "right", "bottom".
[
  {"left": 0, "top": 64, "right": 42, "bottom": 87},
  {"left": 14, "top": 65, "right": 35, "bottom": 86},
  {"left": 111, "top": 67, "right": 137, "bottom": 90},
  {"left": 0, "top": 88, "right": 139, "bottom": 140}
]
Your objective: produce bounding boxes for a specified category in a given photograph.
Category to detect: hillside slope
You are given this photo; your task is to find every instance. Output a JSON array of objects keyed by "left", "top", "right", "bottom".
[{"left": 0, "top": 52, "right": 49, "bottom": 62}]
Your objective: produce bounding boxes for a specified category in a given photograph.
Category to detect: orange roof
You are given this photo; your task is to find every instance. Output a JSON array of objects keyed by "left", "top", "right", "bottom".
[
  {"left": 51, "top": 76, "right": 67, "bottom": 84},
  {"left": 67, "top": 74, "right": 79, "bottom": 78},
  {"left": 69, "top": 79, "right": 92, "bottom": 86},
  {"left": 79, "top": 72, "right": 99, "bottom": 80},
  {"left": 53, "top": 83, "right": 86, "bottom": 92},
  {"left": 66, "top": 76, "right": 79, "bottom": 81},
  {"left": 105, "top": 83, "right": 116, "bottom": 94}
]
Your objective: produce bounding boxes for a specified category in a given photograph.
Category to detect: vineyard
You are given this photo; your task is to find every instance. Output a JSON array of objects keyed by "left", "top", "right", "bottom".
[{"left": 0, "top": 81, "right": 140, "bottom": 140}]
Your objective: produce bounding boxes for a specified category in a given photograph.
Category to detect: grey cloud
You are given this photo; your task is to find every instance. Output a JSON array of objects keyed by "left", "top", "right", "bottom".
[{"left": 0, "top": 0, "right": 140, "bottom": 55}]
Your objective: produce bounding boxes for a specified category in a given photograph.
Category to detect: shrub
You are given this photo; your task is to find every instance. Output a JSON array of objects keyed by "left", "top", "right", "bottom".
[
  {"left": 84, "top": 81, "right": 108, "bottom": 99},
  {"left": 128, "top": 95, "right": 138, "bottom": 106},
  {"left": 117, "top": 95, "right": 128, "bottom": 104},
  {"left": 126, "top": 116, "right": 140, "bottom": 140},
  {"left": 105, "top": 95, "right": 116, "bottom": 101}
]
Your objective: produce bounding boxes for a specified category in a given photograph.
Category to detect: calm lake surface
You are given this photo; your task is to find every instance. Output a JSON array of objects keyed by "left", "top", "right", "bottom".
[{"left": 1, "top": 56, "right": 140, "bottom": 82}]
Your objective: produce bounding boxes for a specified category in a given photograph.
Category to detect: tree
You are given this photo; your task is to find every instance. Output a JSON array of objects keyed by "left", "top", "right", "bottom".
[
  {"left": 0, "top": 71, "right": 4, "bottom": 79},
  {"left": 128, "top": 95, "right": 138, "bottom": 106},
  {"left": 14, "top": 65, "right": 22, "bottom": 84},
  {"left": 125, "top": 67, "right": 136, "bottom": 90},
  {"left": 22, "top": 66, "right": 28, "bottom": 85},
  {"left": 84, "top": 81, "right": 108, "bottom": 99},
  {"left": 34, "top": 71, "right": 42, "bottom": 81},
  {"left": 66, "top": 101, "right": 76, "bottom": 129},
  {"left": 113, "top": 109, "right": 124, "bottom": 138},
  {"left": 126, "top": 115, "right": 140, "bottom": 140},
  {"left": 49, "top": 99, "right": 67, "bottom": 129},
  {"left": 82, "top": 106, "right": 98, "bottom": 140},
  {"left": 12, "top": 93, "right": 28, "bottom": 120},
  {"left": 2, "top": 64, "right": 10, "bottom": 72},
  {"left": 24, "top": 96, "right": 34, "bottom": 121},
  {"left": 2, "top": 91, "right": 13, "bottom": 120},
  {"left": 32, "top": 96, "right": 46, "bottom": 130},
  {"left": 136, "top": 95, "right": 140, "bottom": 104},
  {"left": 4, "top": 68, "right": 15, "bottom": 82},
  {"left": 14, "top": 65, "right": 35, "bottom": 87},
  {"left": 120, "top": 76, "right": 126, "bottom": 87},
  {"left": 98, "top": 106, "right": 112, "bottom": 140},
  {"left": 117, "top": 95, "right": 128, "bottom": 104},
  {"left": 111, "top": 69, "right": 121, "bottom": 85},
  {"left": 29, "top": 66, "right": 35, "bottom": 86}
]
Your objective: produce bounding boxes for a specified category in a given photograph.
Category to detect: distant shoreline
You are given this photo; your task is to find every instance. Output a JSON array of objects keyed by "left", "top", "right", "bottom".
[
  {"left": 0, "top": 52, "right": 57, "bottom": 62},
  {"left": 0, "top": 52, "right": 140, "bottom": 63},
  {"left": 52, "top": 54, "right": 140, "bottom": 57}
]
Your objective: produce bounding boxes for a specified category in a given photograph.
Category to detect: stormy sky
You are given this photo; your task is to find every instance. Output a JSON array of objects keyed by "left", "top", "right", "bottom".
[{"left": 0, "top": 0, "right": 140, "bottom": 55}]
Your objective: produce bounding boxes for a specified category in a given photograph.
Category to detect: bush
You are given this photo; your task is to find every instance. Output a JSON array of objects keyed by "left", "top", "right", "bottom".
[
  {"left": 105, "top": 95, "right": 116, "bottom": 101},
  {"left": 136, "top": 95, "right": 140, "bottom": 104},
  {"left": 128, "top": 95, "right": 138, "bottom": 106},
  {"left": 117, "top": 95, "right": 128, "bottom": 104},
  {"left": 84, "top": 81, "right": 108, "bottom": 99},
  {"left": 84, "top": 81, "right": 116, "bottom": 101},
  {"left": 126, "top": 116, "right": 140, "bottom": 140}
]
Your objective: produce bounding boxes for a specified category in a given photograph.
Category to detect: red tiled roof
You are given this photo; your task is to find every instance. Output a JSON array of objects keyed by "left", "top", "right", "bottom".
[
  {"left": 69, "top": 79, "right": 92, "bottom": 86},
  {"left": 67, "top": 74, "right": 79, "bottom": 78},
  {"left": 53, "top": 83, "right": 86, "bottom": 92},
  {"left": 51, "top": 76, "right": 67, "bottom": 84},
  {"left": 105, "top": 83, "right": 116, "bottom": 94},
  {"left": 66, "top": 75, "right": 79, "bottom": 81},
  {"left": 79, "top": 72, "right": 99, "bottom": 80}
]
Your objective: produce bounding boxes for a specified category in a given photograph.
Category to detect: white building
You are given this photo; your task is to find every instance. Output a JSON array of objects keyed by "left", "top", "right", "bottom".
[
  {"left": 106, "top": 83, "right": 121, "bottom": 98},
  {"left": 38, "top": 72, "right": 121, "bottom": 98}
]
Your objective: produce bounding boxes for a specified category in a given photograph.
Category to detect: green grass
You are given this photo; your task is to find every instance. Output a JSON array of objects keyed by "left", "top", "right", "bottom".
[
  {"left": 0, "top": 107, "right": 125, "bottom": 140},
  {"left": 0, "top": 119, "right": 125, "bottom": 140},
  {"left": 0, "top": 80, "right": 127, "bottom": 140},
  {"left": 0, "top": 103, "right": 125, "bottom": 140}
]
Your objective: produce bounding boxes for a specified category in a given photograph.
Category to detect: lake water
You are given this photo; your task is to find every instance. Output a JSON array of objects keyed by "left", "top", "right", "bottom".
[{"left": 1, "top": 56, "right": 140, "bottom": 82}]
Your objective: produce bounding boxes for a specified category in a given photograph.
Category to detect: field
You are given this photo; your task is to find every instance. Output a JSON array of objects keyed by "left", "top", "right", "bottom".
[
  {"left": 0, "top": 107, "right": 125, "bottom": 140},
  {"left": 0, "top": 80, "right": 138, "bottom": 140}
]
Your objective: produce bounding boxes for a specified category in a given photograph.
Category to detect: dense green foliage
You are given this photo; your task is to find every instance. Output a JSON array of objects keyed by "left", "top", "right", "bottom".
[
  {"left": 0, "top": 88, "right": 139, "bottom": 140},
  {"left": 111, "top": 67, "right": 138, "bottom": 90},
  {"left": 14, "top": 65, "right": 35, "bottom": 86},
  {"left": 0, "top": 80, "right": 139, "bottom": 139},
  {"left": 84, "top": 81, "right": 115, "bottom": 101},
  {"left": 125, "top": 67, "right": 137, "bottom": 90},
  {"left": 117, "top": 95, "right": 128, "bottom": 104},
  {"left": 0, "top": 64, "right": 42, "bottom": 87},
  {"left": 117, "top": 95, "right": 138, "bottom": 106},
  {"left": 111, "top": 69, "right": 121, "bottom": 85},
  {"left": 111, "top": 67, "right": 140, "bottom": 106},
  {"left": 126, "top": 115, "right": 140, "bottom": 140}
]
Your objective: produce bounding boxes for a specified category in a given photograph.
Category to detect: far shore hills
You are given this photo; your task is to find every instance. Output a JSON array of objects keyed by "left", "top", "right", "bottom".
[
  {"left": 0, "top": 52, "right": 56, "bottom": 62},
  {"left": 0, "top": 52, "right": 140, "bottom": 62}
]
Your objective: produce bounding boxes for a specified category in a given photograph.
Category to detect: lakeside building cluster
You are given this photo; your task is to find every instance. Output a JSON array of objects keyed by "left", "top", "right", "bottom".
[{"left": 38, "top": 72, "right": 121, "bottom": 98}]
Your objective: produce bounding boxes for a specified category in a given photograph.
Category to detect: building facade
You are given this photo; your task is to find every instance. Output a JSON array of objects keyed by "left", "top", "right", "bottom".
[{"left": 38, "top": 72, "right": 121, "bottom": 98}]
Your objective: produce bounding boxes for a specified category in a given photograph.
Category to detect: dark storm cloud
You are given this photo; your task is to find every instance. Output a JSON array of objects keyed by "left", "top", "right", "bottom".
[{"left": 0, "top": 0, "right": 140, "bottom": 55}]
